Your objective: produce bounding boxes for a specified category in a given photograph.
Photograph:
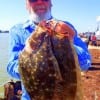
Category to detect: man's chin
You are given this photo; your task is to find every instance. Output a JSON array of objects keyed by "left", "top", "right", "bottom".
[
  {"left": 30, "top": 15, "right": 44, "bottom": 23},
  {"left": 36, "top": 10, "right": 46, "bottom": 15},
  {"left": 30, "top": 10, "right": 51, "bottom": 23}
]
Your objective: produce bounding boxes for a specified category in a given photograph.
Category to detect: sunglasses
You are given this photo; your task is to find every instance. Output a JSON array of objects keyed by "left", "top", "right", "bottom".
[{"left": 29, "top": 0, "right": 49, "bottom": 3}]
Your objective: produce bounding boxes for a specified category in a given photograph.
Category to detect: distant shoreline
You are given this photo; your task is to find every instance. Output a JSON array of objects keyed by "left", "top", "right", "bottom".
[
  {"left": 0, "top": 32, "right": 9, "bottom": 33},
  {"left": 0, "top": 30, "right": 9, "bottom": 33}
]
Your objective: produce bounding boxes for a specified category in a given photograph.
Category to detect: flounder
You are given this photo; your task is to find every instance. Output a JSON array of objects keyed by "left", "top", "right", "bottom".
[{"left": 18, "top": 19, "right": 83, "bottom": 100}]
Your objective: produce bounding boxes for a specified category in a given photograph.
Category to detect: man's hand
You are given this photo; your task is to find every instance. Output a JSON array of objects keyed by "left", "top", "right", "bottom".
[
  {"left": 39, "top": 20, "right": 75, "bottom": 40},
  {"left": 53, "top": 21, "right": 75, "bottom": 39}
]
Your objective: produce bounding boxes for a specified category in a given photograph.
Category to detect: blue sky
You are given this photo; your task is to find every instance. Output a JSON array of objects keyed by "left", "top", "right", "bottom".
[{"left": 0, "top": 0, "right": 100, "bottom": 33}]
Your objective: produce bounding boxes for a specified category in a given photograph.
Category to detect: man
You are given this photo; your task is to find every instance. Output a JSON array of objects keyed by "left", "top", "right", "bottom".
[{"left": 7, "top": 0, "right": 91, "bottom": 99}]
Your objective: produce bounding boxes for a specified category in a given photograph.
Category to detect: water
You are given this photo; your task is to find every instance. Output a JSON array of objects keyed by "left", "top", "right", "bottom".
[{"left": 0, "top": 33, "right": 11, "bottom": 86}]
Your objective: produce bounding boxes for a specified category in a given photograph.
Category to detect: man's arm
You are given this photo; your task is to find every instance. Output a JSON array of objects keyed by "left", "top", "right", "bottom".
[
  {"left": 73, "top": 36, "right": 91, "bottom": 70},
  {"left": 7, "top": 25, "right": 25, "bottom": 79}
]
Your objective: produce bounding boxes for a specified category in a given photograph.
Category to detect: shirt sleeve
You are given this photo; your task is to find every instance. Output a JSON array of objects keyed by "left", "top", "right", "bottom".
[
  {"left": 73, "top": 37, "right": 92, "bottom": 71},
  {"left": 7, "top": 25, "right": 25, "bottom": 79},
  {"left": 74, "top": 39, "right": 91, "bottom": 71}
]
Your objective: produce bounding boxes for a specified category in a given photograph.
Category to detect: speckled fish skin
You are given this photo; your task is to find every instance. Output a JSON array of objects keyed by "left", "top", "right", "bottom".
[
  {"left": 19, "top": 33, "right": 62, "bottom": 100},
  {"left": 50, "top": 35, "right": 83, "bottom": 100},
  {"left": 19, "top": 20, "right": 83, "bottom": 100}
]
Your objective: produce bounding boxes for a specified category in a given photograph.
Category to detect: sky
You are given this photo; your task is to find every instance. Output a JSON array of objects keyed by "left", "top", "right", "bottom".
[{"left": 0, "top": 0, "right": 100, "bottom": 33}]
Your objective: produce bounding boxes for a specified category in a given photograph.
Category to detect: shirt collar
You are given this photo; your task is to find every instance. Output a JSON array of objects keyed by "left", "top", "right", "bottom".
[{"left": 22, "top": 19, "right": 35, "bottom": 29}]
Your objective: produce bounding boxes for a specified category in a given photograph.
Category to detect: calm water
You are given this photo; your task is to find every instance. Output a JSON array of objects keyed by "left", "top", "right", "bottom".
[{"left": 0, "top": 33, "right": 11, "bottom": 86}]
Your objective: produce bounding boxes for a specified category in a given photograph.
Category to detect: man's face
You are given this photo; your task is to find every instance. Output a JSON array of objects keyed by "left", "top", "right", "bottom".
[{"left": 26, "top": 0, "right": 52, "bottom": 22}]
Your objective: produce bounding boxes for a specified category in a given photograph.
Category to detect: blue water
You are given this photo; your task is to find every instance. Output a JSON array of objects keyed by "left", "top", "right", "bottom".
[{"left": 0, "top": 33, "right": 11, "bottom": 86}]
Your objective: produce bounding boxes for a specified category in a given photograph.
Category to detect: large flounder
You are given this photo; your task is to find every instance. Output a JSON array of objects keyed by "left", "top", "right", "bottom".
[{"left": 18, "top": 20, "right": 83, "bottom": 100}]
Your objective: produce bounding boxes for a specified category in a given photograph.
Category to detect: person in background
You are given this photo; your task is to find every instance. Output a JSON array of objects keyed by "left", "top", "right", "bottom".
[
  {"left": 91, "top": 33, "right": 97, "bottom": 46},
  {"left": 7, "top": 0, "right": 91, "bottom": 99}
]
